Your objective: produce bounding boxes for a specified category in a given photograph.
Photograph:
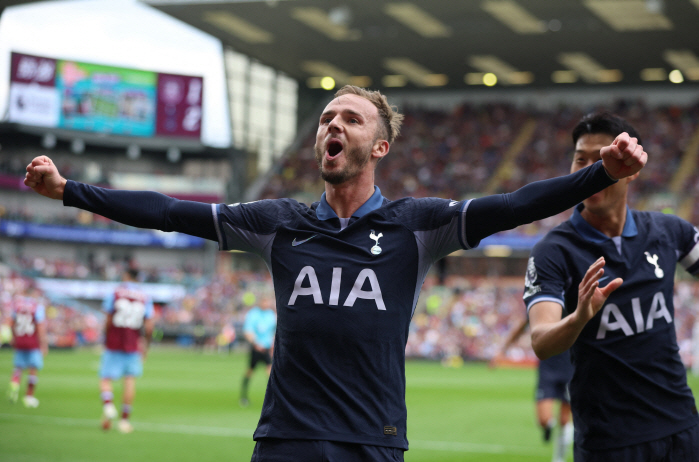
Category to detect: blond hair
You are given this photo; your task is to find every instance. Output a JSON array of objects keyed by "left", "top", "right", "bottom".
[{"left": 334, "top": 85, "right": 404, "bottom": 143}]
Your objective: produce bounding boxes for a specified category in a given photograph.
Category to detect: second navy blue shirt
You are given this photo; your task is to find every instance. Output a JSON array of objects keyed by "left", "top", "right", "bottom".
[{"left": 524, "top": 205, "right": 699, "bottom": 450}]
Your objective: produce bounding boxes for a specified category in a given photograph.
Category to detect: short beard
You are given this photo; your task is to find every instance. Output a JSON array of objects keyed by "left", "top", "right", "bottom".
[{"left": 315, "top": 143, "right": 372, "bottom": 185}]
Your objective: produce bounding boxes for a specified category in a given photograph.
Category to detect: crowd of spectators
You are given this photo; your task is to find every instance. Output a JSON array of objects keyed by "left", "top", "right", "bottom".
[
  {"left": 260, "top": 99, "right": 699, "bottom": 237},
  {"left": 4, "top": 255, "right": 206, "bottom": 285}
]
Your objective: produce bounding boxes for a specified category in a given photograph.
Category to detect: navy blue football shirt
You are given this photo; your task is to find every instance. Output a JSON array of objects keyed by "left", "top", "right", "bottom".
[
  {"left": 212, "top": 187, "right": 468, "bottom": 448},
  {"left": 63, "top": 160, "right": 617, "bottom": 450},
  {"left": 524, "top": 204, "right": 699, "bottom": 451}
]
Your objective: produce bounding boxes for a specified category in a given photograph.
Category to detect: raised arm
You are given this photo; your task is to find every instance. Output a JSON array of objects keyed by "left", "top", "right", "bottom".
[
  {"left": 24, "top": 156, "right": 218, "bottom": 241},
  {"left": 465, "top": 132, "right": 646, "bottom": 246},
  {"left": 529, "top": 257, "right": 622, "bottom": 359}
]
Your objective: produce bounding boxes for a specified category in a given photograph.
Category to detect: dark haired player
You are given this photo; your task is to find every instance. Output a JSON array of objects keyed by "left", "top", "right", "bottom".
[
  {"left": 24, "top": 86, "right": 645, "bottom": 461},
  {"left": 525, "top": 112, "right": 699, "bottom": 461},
  {"left": 99, "top": 268, "right": 154, "bottom": 433}
]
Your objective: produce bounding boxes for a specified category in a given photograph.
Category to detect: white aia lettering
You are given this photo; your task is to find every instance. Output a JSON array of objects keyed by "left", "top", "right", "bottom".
[
  {"left": 288, "top": 266, "right": 387, "bottom": 310},
  {"left": 596, "top": 292, "right": 672, "bottom": 339}
]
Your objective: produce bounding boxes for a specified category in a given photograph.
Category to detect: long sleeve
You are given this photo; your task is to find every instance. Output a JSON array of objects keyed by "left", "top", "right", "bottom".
[
  {"left": 63, "top": 180, "right": 218, "bottom": 241},
  {"left": 465, "top": 161, "right": 615, "bottom": 247}
]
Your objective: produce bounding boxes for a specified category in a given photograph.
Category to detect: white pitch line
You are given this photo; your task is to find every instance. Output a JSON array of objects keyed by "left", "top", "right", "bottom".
[
  {"left": 0, "top": 413, "right": 252, "bottom": 438},
  {"left": 0, "top": 413, "right": 547, "bottom": 456}
]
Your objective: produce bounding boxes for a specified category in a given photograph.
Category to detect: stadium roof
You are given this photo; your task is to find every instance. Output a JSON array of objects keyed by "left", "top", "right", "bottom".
[{"left": 141, "top": 0, "right": 699, "bottom": 90}]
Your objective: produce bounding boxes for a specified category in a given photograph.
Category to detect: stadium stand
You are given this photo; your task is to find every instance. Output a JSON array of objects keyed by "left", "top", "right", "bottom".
[{"left": 3, "top": 95, "right": 699, "bottom": 362}]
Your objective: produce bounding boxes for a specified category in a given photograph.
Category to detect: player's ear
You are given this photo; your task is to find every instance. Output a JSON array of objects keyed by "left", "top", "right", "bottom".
[{"left": 372, "top": 139, "right": 390, "bottom": 161}]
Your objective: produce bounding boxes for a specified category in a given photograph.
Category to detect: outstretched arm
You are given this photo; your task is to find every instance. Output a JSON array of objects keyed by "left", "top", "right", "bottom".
[
  {"left": 25, "top": 156, "right": 218, "bottom": 241},
  {"left": 529, "top": 257, "right": 622, "bottom": 359},
  {"left": 466, "top": 132, "right": 647, "bottom": 246}
]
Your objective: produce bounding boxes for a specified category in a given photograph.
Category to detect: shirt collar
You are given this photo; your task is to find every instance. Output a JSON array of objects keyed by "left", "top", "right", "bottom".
[
  {"left": 570, "top": 203, "right": 637, "bottom": 243},
  {"left": 316, "top": 186, "right": 385, "bottom": 221}
]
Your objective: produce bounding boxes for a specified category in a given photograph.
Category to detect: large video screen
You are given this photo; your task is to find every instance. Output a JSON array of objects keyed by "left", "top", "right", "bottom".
[{"left": 8, "top": 52, "right": 202, "bottom": 139}]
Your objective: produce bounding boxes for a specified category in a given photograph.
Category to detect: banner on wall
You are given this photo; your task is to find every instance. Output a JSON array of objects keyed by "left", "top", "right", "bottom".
[{"left": 8, "top": 52, "right": 203, "bottom": 140}]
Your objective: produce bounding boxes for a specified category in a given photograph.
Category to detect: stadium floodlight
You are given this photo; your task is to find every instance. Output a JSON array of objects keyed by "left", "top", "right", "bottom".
[
  {"left": 202, "top": 11, "right": 274, "bottom": 44},
  {"left": 669, "top": 69, "right": 684, "bottom": 84},
  {"left": 481, "top": 0, "right": 546, "bottom": 34},
  {"left": 483, "top": 73, "right": 497, "bottom": 86},
  {"left": 320, "top": 77, "right": 336, "bottom": 91},
  {"left": 584, "top": 0, "right": 673, "bottom": 31},
  {"left": 663, "top": 50, "right": 699, "bottom": 81},
  {"left": 384, "top": 3, "right": 452, "bottom": 38},
  {"left": 301, "top": 61, "right": 353, "bottom": 86},
  {"left": 468, "top": 55, "right": 533, "bottom": 85},
  {"left": 291, "top": 7, "right": 361, "bottom": 41}
]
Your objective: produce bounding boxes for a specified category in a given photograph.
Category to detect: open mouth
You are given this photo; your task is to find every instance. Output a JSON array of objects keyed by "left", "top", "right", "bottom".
[{"left": 326, "top": 140, "right": 343, "bottom": 159}]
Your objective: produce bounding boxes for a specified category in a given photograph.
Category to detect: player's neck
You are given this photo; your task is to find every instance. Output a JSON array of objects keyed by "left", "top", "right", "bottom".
[
  {"left": 580, "top": 200, "right": 628, "bottom": 238},
  {"left": 324, "top": 171, "right": 376, "bottom": 219}
]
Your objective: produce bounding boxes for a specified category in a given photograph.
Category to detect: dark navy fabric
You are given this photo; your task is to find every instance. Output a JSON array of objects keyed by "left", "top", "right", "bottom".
[
  {"left": 536, "top": 350, "right": 572, "bottom": 403},
  {"left": 573, "top": 423, "right": 699, "bottom": 462},
  {"left": 524, "top": 205, "right": 699, "bottom": 451},
  {"left": 215, "top": 190, "right": 468, "bottom": 449},
  {"left": 250, "top": 438, "right": 405, "bottom": 462},
  {"left": 61, "top": 161, "right": 618, "bottom": 450}
]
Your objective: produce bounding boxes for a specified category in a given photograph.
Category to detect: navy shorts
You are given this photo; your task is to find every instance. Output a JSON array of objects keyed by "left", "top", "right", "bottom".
[
  {"left": 250, "top": 438, "right": 405, "bottom": 462},
  {"left": 536, "top": 351, "right": 572, "bottom": 403},
  {"left": 249, "top": 347, "right": 272, "bottom": 369},
  {"left": 574, "top": 424, "right": 699, "bottom": 462}
]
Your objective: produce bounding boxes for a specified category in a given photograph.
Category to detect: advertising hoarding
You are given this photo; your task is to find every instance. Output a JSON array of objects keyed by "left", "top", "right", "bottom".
[{"left": 8, "top": 52, "right": 202, "bottom": 140}]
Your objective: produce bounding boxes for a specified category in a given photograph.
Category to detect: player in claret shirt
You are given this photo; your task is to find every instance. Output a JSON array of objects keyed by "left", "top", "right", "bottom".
[
  {"left": 99, "top": 268, "right": 154, "bottom": 434},
  {"left": 24, "top": 86, "right": 646, "bottom": 461},
  {"left": 524, "top": 112, "right": 699, "bottom": 461},
  {"left": 7, "top": 288, "right": 48, "bottom": 408}
]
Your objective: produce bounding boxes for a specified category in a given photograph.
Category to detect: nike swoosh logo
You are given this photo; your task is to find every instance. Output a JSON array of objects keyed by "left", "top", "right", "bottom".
[
  {"left": 292, "top": 235, "right": 318, "bottom": 247},
  {"left": 449, "top": 201, "right": 458, "bottom": 207}
]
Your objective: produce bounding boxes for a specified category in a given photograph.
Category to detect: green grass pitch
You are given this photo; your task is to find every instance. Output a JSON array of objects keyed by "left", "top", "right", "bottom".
[{"left": 2, "top": 347, "right": 698, "bottom": 461}]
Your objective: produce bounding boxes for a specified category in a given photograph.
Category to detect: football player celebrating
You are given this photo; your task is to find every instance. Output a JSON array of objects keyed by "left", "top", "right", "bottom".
[
  {"left": 7, "top": 288, "right": 48, "bottom": 408},
  {"left": 99, "top": 268, "right": 154, "bottom": 433},
  {"left": 24, "top": 86, "right": 645, "bottom": 461},
  {"left": 525, "top": 112, "right": 699, "bottom": 461}
]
